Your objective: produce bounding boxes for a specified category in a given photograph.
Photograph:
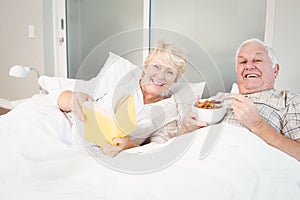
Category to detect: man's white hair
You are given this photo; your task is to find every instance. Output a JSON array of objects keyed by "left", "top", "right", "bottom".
[{"left": 235, "top": 38, "right": 278, "bottom": 68}]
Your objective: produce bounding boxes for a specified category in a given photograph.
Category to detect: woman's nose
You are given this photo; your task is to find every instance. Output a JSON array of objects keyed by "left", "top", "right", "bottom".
[{"left": 156, "top": 69, "right": 165, "bottom": 79}]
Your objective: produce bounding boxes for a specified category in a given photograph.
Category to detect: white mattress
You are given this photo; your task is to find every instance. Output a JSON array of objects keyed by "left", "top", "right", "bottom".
[{"left": 0, "top": 95, "right": 299, "bottom": 200}]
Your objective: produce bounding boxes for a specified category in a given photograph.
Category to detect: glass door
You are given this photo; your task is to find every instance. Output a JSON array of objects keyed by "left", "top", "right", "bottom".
[
  {"left": 66, "top": 0, "right": 144, "bottom": 79},
  {"left": 65, "top": 0, "right": 267, "bottom": 96},
  {"left": 150, "top": 0, "right": 267, "bottom": 96}
]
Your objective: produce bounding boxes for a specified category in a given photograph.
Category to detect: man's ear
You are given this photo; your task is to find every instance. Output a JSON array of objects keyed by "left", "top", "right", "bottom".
[{"left": 274, "top": 64, "right": 280, "bottom": 78}]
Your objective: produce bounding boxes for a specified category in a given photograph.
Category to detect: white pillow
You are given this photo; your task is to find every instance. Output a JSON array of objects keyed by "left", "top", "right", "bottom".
[
  {"left": 93, "top": 52, "right": 138, "bottom": 99},
  {"left": 95, "top": 53, "right": 206, "bottom": 103},
  {"left": 38, "top": 76, "right": 97, "bottom": 96},
  {"left": 38, "top": 52, "right": 138, "bottom": 97},
  {"left": 167, "top": 82, "right": 205, "bottom": 103},
  {"left": 170, "top": 82, "right": 206, "bottom": 117},
  {"left": 38, "top": 52, "right": 206, "bottom": 104},
  {"left": 38, "top": 76, "right": 75, "bottom": 92}
]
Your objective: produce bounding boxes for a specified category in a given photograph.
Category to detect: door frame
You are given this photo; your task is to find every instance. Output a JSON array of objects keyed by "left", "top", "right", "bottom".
[
  {"left": 264, "top": 0, "right": 276, "bottom": 46},
  {"left": 53, "top": 0, "right": 67, "bottom": 77},
  {"left": 52, "top": 0, "right": 150, "bottom": 78}
]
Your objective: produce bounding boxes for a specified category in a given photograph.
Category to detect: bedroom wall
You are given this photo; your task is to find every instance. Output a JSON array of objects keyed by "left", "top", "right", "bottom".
[
  {"left": 0, "top": 0, "right": 44, "bottom": 101},
  {"left": 273, "top": 0, "right": 300, "bottom": 94},
  {"left": 0, "top": 0, "right": 299, "bottom": 101}
]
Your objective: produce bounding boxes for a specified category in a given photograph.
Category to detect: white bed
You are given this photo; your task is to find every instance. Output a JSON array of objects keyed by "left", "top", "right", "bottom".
[
  {"left": 0, "top": 94, "right": 300, "bottom": 200},
  {"left": 2, "top": 52, "right": 300, "bottom": 200}
]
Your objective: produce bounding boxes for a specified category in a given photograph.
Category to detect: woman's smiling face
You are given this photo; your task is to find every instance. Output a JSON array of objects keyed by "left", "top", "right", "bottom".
[
  {"left": 140, "top": 52, "right": 178, "bottom": 97},
  {"left": 236, "top": 42, "right": 279, "bottom": 94}
]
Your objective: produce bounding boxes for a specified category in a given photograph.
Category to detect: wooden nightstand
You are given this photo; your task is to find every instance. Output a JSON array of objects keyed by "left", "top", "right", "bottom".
[
  {"left": 0, "top": 98, "right": 13, "bottom": 115},
  {"left": 0, "top": 107, "right": 10, "bottom": 115}
]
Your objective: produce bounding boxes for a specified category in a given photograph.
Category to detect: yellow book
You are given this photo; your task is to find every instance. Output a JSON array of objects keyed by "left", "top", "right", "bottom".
[{"left": 82, "top": 95, "right": 137, "bottom": 147}]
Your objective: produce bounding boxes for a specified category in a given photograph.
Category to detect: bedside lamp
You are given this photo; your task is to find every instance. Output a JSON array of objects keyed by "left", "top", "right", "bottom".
[{"left": 9, "top": 65, "right": 42, "bottom": 94}]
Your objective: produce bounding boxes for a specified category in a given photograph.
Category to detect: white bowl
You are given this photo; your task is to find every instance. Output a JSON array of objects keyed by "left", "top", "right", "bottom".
[{"left": 192, "top": 105, "right": 226, "bottom": 125}]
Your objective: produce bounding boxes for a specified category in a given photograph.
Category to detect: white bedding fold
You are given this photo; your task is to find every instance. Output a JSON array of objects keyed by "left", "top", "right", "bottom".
[{"left": 0, "top": 95, "right": 299, "bottom": 200}]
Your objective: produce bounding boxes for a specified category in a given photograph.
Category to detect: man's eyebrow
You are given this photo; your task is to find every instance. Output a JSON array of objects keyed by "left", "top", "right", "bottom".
[
  {"left": 238, "top": 52, "right": 264, "bottom": 59},
  {"left": 254, "top": 52, "right": 264, "bottom": 56},
  {"left": 237, "top": 55, "right": 246, "bottom": 59}
]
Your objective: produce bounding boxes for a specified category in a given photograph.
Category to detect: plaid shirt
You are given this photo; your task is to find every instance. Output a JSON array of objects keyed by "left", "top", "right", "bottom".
[{"left": 215, "top": 89, "right": 300, "bottom": 140}]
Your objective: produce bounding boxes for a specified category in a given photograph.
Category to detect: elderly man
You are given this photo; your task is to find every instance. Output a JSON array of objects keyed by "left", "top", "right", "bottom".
[{"left": 182, "top": 38, "right": 300, "bottom": 161}]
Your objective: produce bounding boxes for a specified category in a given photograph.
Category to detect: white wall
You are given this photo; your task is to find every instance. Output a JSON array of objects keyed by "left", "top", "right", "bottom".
[
  {"left": 0, "top": 0, "right": 299, "bottom": 100},
  {"left": 0, "top": 0, "right": 44, "bottom": 100},
  {"left": 273, "top": 0, "right": 300, "bottom": 94}
]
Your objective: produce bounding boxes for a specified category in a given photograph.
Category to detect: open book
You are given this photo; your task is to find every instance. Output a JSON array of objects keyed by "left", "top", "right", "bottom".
[{"left": 82, "top": 95, "right": 137, "bottom": 147}]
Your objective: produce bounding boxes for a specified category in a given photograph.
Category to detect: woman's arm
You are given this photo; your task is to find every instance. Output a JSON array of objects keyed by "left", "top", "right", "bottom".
[
  {"left": 178, "top": 109, "right": 208, "bottom": 135},
  {"left": 102, "top": 136, "right": 138, "bottom": 157},
  {"left": 57, "top": 90, "right": 93, "bottom": 121},
  {"left": 102, "top": 110, "right": 209, "bottom": 157},
  {"left": 57, "top": 90, "right": 74, "bottom": 112},
  {"left": 150, "top": 112, "right": 208, "bottom": 144}
]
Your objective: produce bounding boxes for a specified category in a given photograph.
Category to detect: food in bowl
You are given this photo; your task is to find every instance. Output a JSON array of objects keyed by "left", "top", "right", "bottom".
[
  {"left": 195, "top": 99, "right": 222, "bottom": 109},
  {"left": 193, "top": 100, "right": 226, "bottom": 125}
]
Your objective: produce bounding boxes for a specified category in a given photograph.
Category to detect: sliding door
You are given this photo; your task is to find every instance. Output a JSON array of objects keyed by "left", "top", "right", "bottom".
[
  {"left": 65, "top": 0, "right": 267, "bottom": 96},
  {"left": 150, "top": 0, "right": 267, "bottom": 96},
  {"left": 66, "top": 0, "right": 144, "bottom": 79}
]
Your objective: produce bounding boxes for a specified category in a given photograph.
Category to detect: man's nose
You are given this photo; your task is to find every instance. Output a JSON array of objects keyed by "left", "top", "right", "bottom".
[{"left": 245, "top": 61, "right": 255, "bottom": 70}]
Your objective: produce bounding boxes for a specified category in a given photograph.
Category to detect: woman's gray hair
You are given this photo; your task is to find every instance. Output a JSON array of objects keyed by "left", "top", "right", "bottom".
[
  {"left": 144, "top": 40, "right": 187, "bottom": 75},
  {"left": 235, "top": 38, "right": 278, "bottom": 68}
]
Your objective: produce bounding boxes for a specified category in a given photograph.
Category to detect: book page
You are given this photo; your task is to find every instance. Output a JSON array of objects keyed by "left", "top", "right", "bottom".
[
  {"left": 114, "top": 95, "right": 137, "bottom": 136},
  {"left": 82, "top": 95, "right": 137, "bottom": 147}
]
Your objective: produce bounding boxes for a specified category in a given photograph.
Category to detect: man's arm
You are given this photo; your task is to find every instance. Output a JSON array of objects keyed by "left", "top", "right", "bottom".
[
  {"left": 231, "top": 94, "right": 300, "bottom": 161},
  {"left": 251, "top": 119, "right": 300, "bottom": 161}
]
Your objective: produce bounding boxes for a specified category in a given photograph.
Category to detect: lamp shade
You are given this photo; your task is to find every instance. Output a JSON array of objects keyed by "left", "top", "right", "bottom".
[
  {"left": 9, "top": 65, "right": 42, "bottom": 94},
  {"left": 9, "top": 65, "right": 31, "bottom": 78}
]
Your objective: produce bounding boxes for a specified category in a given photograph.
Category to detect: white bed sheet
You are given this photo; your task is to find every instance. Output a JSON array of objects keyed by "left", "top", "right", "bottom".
[{"left": 0, "top": 95, "right": 300, "bottom": 200}]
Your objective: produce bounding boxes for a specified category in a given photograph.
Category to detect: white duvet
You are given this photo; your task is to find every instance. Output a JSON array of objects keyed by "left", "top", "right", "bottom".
[{"left": 0, "top": 95, "right": 300, "bottom": 200}]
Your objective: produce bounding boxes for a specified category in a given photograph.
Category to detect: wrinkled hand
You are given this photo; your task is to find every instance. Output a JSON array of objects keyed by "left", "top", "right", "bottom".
[
  {"left": 102, "top": 136, "right": 138, "bottom": 157},
  {"left": 179, "top": 109, "right": 208, "bottom": 135},
  {"left": 72, "top": 92, "right": 93, "bottom": 121},
  {"left": 231, "top": 94, "right": 264, "bottom": 131}
]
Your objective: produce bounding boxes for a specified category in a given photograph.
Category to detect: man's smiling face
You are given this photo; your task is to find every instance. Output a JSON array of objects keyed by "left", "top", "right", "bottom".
[{"left": 236, "top": 42, "right": 279, "bottom": 94}]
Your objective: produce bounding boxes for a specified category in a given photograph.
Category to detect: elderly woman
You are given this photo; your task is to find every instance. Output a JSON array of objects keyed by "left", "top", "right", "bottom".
[{"left": 57, "top": 41, "right": 206, "bottom": 156}]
